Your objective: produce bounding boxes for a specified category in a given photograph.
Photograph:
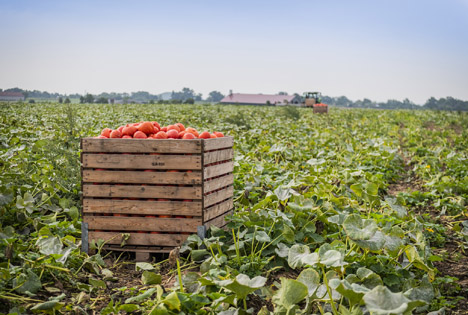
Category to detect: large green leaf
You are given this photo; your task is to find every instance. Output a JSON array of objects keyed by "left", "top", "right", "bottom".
[
  {"left": 218, "top": 274, "right": 266, "bottom": 301},
  {"left": 297, "top": 268, "right": 320, "bottom": 297},
  {"left": 13, "top": 270, "right": 41, "bottom": 294},
  {"left": 272, "top": 278, "right": 308, "bottom": 312},
  {"left": 363, "top": 286, "right": 425, "bottom": 315},
  {"left": 343, "top": 214, "right": 378, "bottom": 240}
]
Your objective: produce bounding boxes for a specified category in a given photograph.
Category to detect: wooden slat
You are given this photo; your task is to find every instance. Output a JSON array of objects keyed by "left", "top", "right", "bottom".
[
  {"left": 82, "top": 154, "right": 202, "bottom": 170},
  {"left": 204, "top": 149, "right": 234, "bottom": 165},
  {"left": 84, "top": 216, "right": 201, "bottom": 232},
  {"left": 82, "top": 138, "right": 202, "bottom": 153},
  {"left": 204, "top": 210, "right": 233, "bottom": 229},
  {"left": 204, "top": 161, "right": 234, "bottom": 179},
  {"left": 203, "top": 136, "right": 234, "bottom": 151},
  {"left": 90, "top": 231, "right": 190, "bottom": 247},
  {"left": 83, "top": 184, "right": 202, "bottom": 199},
  {"left": 204, "top": 174, "right": 234, "bottom": 193},
  {"left": 204, "top": 186, "right": 234, "bottom": 207},
  {"left": 204, "top": 199, "right": 233, "bottom": 221},
  {"left": 83, "top": 199, "right": 202, "bottom": 216},
  {"left": 103, "top": 245, "right": 172, "bottom": 254},
  {"left": 83, "top": 169, "right": 202, "bottom": 185}
]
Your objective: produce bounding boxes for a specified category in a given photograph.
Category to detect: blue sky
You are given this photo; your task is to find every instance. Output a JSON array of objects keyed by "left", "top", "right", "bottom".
[{"left": 1, "top": 0, "right": 467, "bottom": 103}]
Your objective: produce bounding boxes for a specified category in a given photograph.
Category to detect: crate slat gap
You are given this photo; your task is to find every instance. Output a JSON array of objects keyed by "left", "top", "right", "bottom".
[{"left": 80, "top": 136, "right": 234, "bottom": 255}]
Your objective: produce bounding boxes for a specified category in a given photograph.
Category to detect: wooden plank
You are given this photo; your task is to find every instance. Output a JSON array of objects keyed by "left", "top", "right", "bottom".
[
  {"left": 204, "top": 149, "right": 234, "bottom": 165},
  {"left": 204, "top": 199, "right": 233, "bottom": 221},
  {"left": 82, "top": 154, "right": 202, "bottom": 170},
  {"left": 204, "top": 161, "right": 234, "bottom": 179},
  {"left": 204, "top": 174, "right": 234, "bottom": 193},
  {"left": 204, "top": 210, "right": 233, "bottom": 229},
  {"left": 203, "top": 136, "right": 234, "bottom": 151},
  {"left": 83, "top": 199, "right": 202, "bottom": 216},
  {"left": 89, "top": 231, "right": 189, "bottom": 247},
  {"left": 204, "top": 186, "right": 234, "bottom": 207},
  {"left": 84, "top": 216, "right": 201, "bottom": 232},
  {"left": 83, "top": 184, "right": 202, "bottom": 199},
  {"left": 103, "top": 245, "right": 173, "bottom": 253},
  {"left": 135, "top": 252, "right": 151, "bottom": 262},
  {"left": 82, "top": 138, "right": 202, "bottom": 154},
  {"left": 83, "top": 169, "right": 202, "bottom": 185}
]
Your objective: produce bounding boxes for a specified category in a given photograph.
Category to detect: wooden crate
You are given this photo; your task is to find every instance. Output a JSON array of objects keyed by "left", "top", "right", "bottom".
[
  {"left": 313, "top": 105, "right": 328, "bottom": 114},
  {"left": 80, "top": 136, "right": 234, "bottom": 255}
]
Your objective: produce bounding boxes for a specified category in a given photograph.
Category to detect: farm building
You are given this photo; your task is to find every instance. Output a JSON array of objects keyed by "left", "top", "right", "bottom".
[
  {"left": 0, "top": 92, "right": 25, "bottom": 101},
  {"left": 220, "top": 92, "right": 302, "bottom": 106}
]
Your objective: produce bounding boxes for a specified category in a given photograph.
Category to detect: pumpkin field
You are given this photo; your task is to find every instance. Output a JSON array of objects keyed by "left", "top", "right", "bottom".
[{"left": 1, "top": 102, "right": 467, "bottom": 314}]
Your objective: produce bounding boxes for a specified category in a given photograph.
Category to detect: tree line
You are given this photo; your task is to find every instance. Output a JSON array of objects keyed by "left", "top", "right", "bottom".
[{"left": 1, "top": 87, "right": 467, "bottom": 111}]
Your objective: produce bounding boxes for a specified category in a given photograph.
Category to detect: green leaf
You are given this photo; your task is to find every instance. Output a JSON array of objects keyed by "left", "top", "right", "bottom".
[
  {"left": 287, "top": 244, "right": 310, "bottom": 269},
  {"left": 191, "top": 249, "right": 209, "bottom": 262},
  {"left": 118, "top": 304, "right": 140, "bottom": 312},
  {"left": 355, "top": 231, "right": 386, "bottom": 252},
  {"left": 31, "top": 300, "right": 64, "bottom": 311},
  {"left": 125, "top": 288, "right": 156, "bottom": 304},
  {"left": 135, "top": 262, "right": 155, "bottom": 271},
  {"left": 272, "top": 278, "right": 308, "bottom": 312},
  {"left": 142, "top": 271, "right": 162, "bottom": 285},
  {"left": 320, "top": 249, "right": 345, "bottom": 267},
  {"left": 89, "top": 278, "right": 106, "bottom": 289},
  {"left": 282, "top": 224, "right": 295, "bottom": 243},
  {"left": 36, "top": 236, "right": 63, "bottom": 255},
  {"left": 297, "top": 268, "right": 320, "bottom": 297},
  {"left": 217, "top": 274, "right": 266, "bottom": 301},
  {"left": 350, "top": 183, "right": 363, "bottom": 198},
  {"left": 363, "top": 286, "right": 425, "bottom": 315},
  {"left": 385, "top": 197, "right": 407, "bottom": 218},
  {"left": 343, "top": 214, "right": 378, "bottom": 241},
  {"left": 13, "top": 270, "right": 41, "bottom": 294},
  {"left": 162, "top": 291, "right": 181, "bottom": 311},
  {"left": 255, "top": 230, "right": 271, "bottom": 243},
  {"left": 330, "top": 279, "right": 369, "bottom": 307},
  {"left": 274, "top": 186, "right": 296, "bottom": 201}
]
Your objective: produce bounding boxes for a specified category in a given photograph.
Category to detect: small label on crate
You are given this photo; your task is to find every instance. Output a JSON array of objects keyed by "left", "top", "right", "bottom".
[{"left": 151, "top": 162, "right": 166, "bottom": 166}]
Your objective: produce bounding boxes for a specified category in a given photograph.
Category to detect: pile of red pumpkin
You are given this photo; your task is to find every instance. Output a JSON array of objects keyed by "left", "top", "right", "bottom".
[
  {"left": 314, "top": 103, "right": 328, "bottom": 107},
  {"left": 97, "top": 121, "right": 224, "bottom": 139}
]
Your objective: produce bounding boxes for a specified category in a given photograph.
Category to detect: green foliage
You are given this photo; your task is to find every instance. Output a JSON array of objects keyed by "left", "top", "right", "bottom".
[{"left": 0, "top": 103, "right": 467, "bottom": 313}]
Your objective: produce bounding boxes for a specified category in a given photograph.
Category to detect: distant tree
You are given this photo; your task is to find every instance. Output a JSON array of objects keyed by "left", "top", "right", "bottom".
[
  {"left": 96, "top": 97, "right": 108, "bottom": 104},
  {"left": 184, "top": 98, "right": 195, "bottom": 104},
  {"left": 149, "top": 99, "right": 155, "bottom": 104},
  {"left": 64, "top": 97, "right": 71, "bottom": 104},
  {"left": 58, "top": 97, "right": 63, "bottom": 103},
  {"left": 84, "top": 94, "right": 94, "bottom": 103},
  {"left": 278, "top": 91, "right": 288, "bottom": 95},
  {"left": 171, "top": 87, "right": 196, "bottom": 102},
  {"left": 206, "top": 91, "right": 224, "bottom": 102},
  {"left": 28, "top": 99, "right": 35, "bottom": 103},
  {"left": 79, "top": 96, "right": 85, "bottom": 104}
]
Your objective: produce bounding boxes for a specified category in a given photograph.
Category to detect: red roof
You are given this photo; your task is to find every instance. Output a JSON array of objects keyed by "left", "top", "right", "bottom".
[
  {"left": 0, "top": 92, "right": 24, "bottom": 97},
  {"left": 220, "top": 93, "right": 297, "bottom": 104}
]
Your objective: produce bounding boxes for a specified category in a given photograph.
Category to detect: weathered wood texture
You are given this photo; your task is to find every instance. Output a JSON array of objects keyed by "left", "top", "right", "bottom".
[
  {"left": 82, "top": 154, "right": 202, "bottom": 170},
  {"left": 90, "top": 231, "right": 189, "bottom": 247},
  {"left": 81, "top": 136, "right": 234, "bottom": 252},
  {"left": 83, "top": 184, "right": 202, "bottom": 199},
  {"left": 83, "top": 199, "right": 202, "bottom": 216},
  {"left": 204, "top": 210, "right": 233, "bottom": 229},
  {"left": 83, "top": 170, "right": 202, "bottom": 185},
  {"left": 82, "top": 138, "right": 202, "bottom": 153},
  {"left": 313, "top": 106, "right": 329, "bottom": 114},
  {"left": 204, "top": 148, "right": 234, "bottom": 165},
  {"left": 84, "top": 216, "right": 201, "bottom": 233}
]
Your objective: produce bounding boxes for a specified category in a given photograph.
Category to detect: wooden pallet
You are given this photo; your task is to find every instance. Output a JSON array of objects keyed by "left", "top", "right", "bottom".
[
  {"left": 80, "top": 136, "right": 234, "bottom": 259},
  {"left": 313, "top": 106, "right": 328, "bottom": 114}
]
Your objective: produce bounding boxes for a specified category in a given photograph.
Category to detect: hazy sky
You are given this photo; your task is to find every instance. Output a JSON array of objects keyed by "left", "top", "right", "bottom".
[{"left": 1, "top": 0, "right": 467, "bottom": 103}]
